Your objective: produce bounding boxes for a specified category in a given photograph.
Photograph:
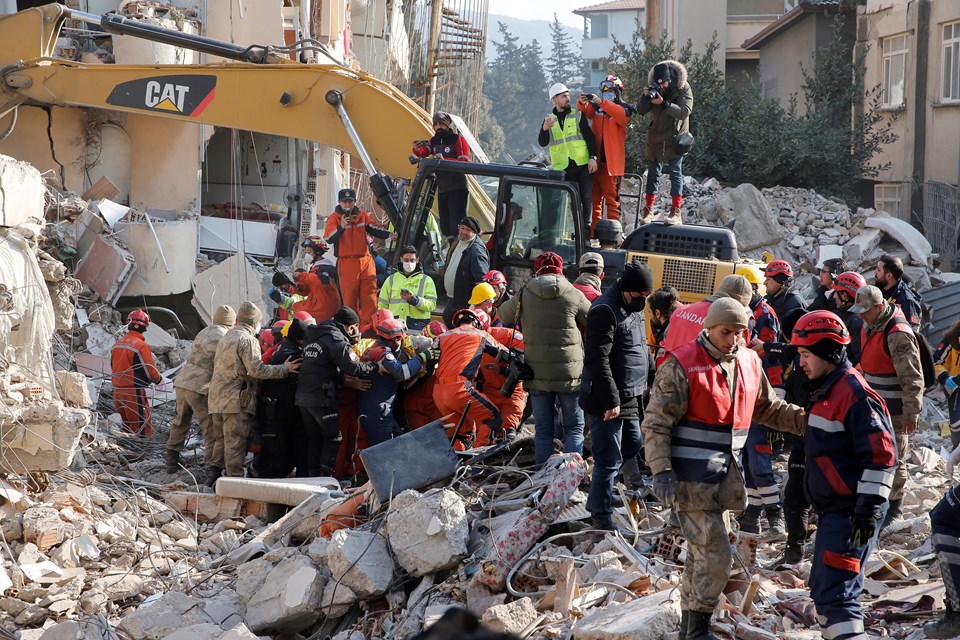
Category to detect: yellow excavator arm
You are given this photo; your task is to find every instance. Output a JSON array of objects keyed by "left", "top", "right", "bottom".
[{"left": 0, "top": 4, "right": 493, "bottom": 226}]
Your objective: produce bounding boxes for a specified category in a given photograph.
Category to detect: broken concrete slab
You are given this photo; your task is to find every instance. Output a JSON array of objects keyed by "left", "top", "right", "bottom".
[
  {"left": 191, "top": 251, "right": 266, "bottom": 326},
  {"left": 116, "top": 592, "right": 223, "bottom": 640},
  {"left": 865, "top": 214, "right": 933, "bottom": 265},
  {"left": 482, "top": 597, "right": 540, "bottom": 635},
  {"left": 53, "top": 372, "right": 92, "bottom": 408},
  {"left": 321, "top": 581, "right": 357, "bottom": 619},
  {"left": 90, "top": 573, "right": 144, "bottom": 601},
  {"left": 38, "top": 617, "right": 112, "bottom": 640},
  {"left": 327, "top": 529, "right": 394, "bottom": 598},
  {"left": 0, "top": 404, "right": 89, "bottom": 473},
  {"left": 73, "top": 235, "right": 136, "bottom": 303},
  {"left": 572, "top": 589, "right": 682, "bottom": 640},
  {"left": 117, "top": 214, "right": 198, "bottom": 297},
  {"left": 842, "top": 228, "right": 883, "bottom": 264},
  {"left": 715, "top": 184, "right": 785, "bottom": 251},
  {"left": 162, "top": 491, "right": 269, "bottom": 524},
  {"left": 159, "top": 623, "right": 223, "bottom": 640},
  {"left": 386, "top": 488, "right": 468, "bottom": 577},
  {"left": 22, "top": 508, "right": 67, "bottom": 552},
  {"left": 215, "top": 476, "right": 343, "bottom": 507},
  {"left": 245, "top": 555, "right": 325, "bottom": 634},
  {"left": 0, "top": 155, "right": 44, "bottom": 228}
]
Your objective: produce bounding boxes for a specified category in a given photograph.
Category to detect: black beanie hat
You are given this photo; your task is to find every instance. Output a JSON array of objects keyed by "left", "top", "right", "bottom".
[
  {"left": 806, "top": 338, "right": 847, "bottom": 366},
  {"left": 334, "top": 306, "right": 360, "bottom": 326},
  {"left": 620, "top": 260, "right": 655, "bottom": 294},
  {"left": 287, "top": 319, "right": 307, "bottom": 342},
  {"left": 459, "top": 216, "right": 481, "bottom": 234},
  {"left": 653, "top": 62, "right": 672, "bottom": 84}
]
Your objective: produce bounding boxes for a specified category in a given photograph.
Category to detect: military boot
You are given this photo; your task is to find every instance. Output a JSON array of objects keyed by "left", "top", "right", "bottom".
[
  {"left": 205, "top": 466, "right": 223, "bottom": 488},
  {"left": 686, "top": 611, "right": 715, "bottom": 640},
  {"left": 924, "top": 603, "right": 960, "bottom": 638},
  {"left": 665, "top": 206, "right": 683, "bottom": 225},
  {"left": 738, "top": 506, "right": 762, "bottom": 534},
  {"left": 881, "top": 499, "right": 902, "bottom": 531},
  {"left": 783, "top": 543, "right": 803, "bottom": 564},
  {"left": 164, "top": 449, "right": 180, "bottom": 474},
  {"left": 640, "top": 205, "right": 654, "bottom": 225},
  {"left": 763, "top": 505, "right": 787, "bottom": 542},
  {"left": 678, "top": 610, "right": 689, "bottom": 640}
]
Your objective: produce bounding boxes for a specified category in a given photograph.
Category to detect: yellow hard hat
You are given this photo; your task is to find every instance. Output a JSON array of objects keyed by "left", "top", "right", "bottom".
[
  {"left": 468, "top": 282, "right": 497, "bottom": 305},
  {"left": 735, "top": 266, "right": 762, "bottom": 286}
]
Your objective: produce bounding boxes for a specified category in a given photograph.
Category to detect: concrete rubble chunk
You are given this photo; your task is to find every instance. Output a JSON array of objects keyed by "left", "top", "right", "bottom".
[
  {"left": 0, "top": 155, "right": 44, "bottom": 227},
  {"left": 481, "top": 597, "right": 540, "bottom": 635},
  {"left": 864, "top": 214, "right": 933, "bottom": 265},
  {"left": 306, "top": 536, "right": 330, "bottom": 567},
  {"left": 38, "top": 618, "right": 111, "bottom": 640},
  {"left": 159, "top": 623, "right": 223, "bottom": 640},
  {"left": 573, "top": 589, "right": 682, "bottom": 640},
  {"left": 385, "top": 488, "right": 468, "bottom": 576},
  {"left": 321, "top": 581, "right": 358, "bottom": 619},
  {"left": 22, "top": 507, "right": 67, "bottom": 551},
  {"left": 53, "top": 372, "right": 92, "bottom": 408},
  {"left": 219, "top": 624, "right": 260, "bottom": 640},
  {"left": 327, "top": 529, "right": 394, "bottom": 598},
  {"left": 244, "top": 555, "right": 325, "bottom": 634},
  {"left": 116, "top": 592, "right": 219, "bottom": 640},
  {"left": 91, "top": 573, "right": 144, "bottom": 601},
  {"left": 715, "top": 184, "right": 785, "bottom": 251},
  {"left": 234, "top": 557, "right": 273, "bottom": 602}
]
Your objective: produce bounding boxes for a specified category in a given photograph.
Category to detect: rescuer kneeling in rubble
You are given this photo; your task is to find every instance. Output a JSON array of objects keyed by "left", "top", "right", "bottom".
[
  {"left": 790, "top": 311, "right": 896, "bottom": 640},
  {"left": 641, "top": 298, "right": 805, "bottom": 640}
]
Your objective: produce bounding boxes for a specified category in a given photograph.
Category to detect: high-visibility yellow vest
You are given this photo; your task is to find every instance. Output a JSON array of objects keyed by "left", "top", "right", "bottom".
[{"left": 548, "top": 111, "right": 589, "bottom": 170}]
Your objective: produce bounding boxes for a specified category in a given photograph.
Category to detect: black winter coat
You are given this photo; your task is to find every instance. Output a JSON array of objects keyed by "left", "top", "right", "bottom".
[{"left": 295, "top": 321, "right": 375, "bottom": 408}]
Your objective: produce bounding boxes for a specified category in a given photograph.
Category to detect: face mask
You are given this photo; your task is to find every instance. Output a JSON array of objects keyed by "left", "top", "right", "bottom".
[
  {"left": 402, "top": 260, "right": 417, "bottom": 273},
  {"left": 625, "top": 295, "right": 646, "bottom": 313},
  {"left": 601, "top": 90, "right": 616, "bottom": 101},
  {"left": 304, "top": 252, "right": 316, "bottom": 263}
]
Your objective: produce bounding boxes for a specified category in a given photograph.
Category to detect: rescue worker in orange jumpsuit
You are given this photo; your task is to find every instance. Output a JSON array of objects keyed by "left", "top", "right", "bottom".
[
  {"left": 324, "top": 189, "right": 390, "bottom": 327},
  {"left": 269, "top": 236, "right": 342, "bottom": 324},
  {"left": 479, "top": 316, "right": 526, "bottom": 445},
  {"left": 111, "top": 309, "right": 162, "bottom": 439},
  {"left": 403, "top": 320, "right": 446, "bottom": 430},
  {"left": 432, "top": 309, "right": 512, "bottom": 449}
]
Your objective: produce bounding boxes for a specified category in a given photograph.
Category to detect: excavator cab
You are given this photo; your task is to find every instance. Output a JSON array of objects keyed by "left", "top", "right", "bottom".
[{"left": 395, "top": 159, "right": 584, "bottom": 307}]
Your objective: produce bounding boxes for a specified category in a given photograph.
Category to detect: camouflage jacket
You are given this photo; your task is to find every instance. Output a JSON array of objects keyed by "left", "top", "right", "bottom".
[
  {"left": 208, "top": 324, "right": 288, "bottom": 414},
  {"left": 174, "top": 323, "right": 229, "bottom": 394}
]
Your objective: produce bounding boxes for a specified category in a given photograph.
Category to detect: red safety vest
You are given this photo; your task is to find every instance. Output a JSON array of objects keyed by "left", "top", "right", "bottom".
[
  {"left": 663, "top": 300, "right": 711, "bottom": 351},
  {"left": 859, "top": 308, "right": 912, "bottom": 416},
  {"left": 669, "top": 339, "right": 764, "bottom": 483}
]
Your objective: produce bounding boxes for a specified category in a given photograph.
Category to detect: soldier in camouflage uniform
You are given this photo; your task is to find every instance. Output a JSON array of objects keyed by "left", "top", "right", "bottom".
[
  {"left": 165, "top": 304, "right": 236, "bottom": 477},
  {"left": 642, "top": 298, "right": 805, "bottom": 640},
  {"left": 208, "top": 302, "right": 300, "bottom": 482}
]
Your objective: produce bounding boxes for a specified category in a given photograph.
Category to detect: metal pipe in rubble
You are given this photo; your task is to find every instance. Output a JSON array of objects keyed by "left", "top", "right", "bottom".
[{"left": 324, "top": 89, "right": 403, "bottom": 229}]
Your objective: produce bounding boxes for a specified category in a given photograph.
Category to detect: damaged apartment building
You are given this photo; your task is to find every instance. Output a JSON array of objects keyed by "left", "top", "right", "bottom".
[{"left": 0, "top": 0, "right": 488, "bottom": 325}]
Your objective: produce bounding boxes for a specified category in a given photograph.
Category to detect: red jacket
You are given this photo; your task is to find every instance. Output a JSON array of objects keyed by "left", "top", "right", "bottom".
[
  {"left": 579, "top": 99, "right": 630, "bottom": 176},
  {"left": 663, "top": 299, "right": 710, "bottom": 351}
]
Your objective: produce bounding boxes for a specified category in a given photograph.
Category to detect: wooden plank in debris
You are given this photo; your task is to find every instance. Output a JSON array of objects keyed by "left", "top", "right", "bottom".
[
  {"left": 740, "top": 574, "right": 761, "bottom": 615},
  {"left": 163, "top": 491, "right": 268, "bottom": 523},
  {"left": 555, "top": 558, "right": 579, "bottom": 616},
  {"left": 81, "top": 176, "right": 120, "bottom": 202}
]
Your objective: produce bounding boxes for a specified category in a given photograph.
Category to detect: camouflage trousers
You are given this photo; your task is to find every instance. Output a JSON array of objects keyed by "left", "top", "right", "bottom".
[
  {"left": 675, "top": 464, "right": 747, "bottom": 613},
  {"left": 890, "top": 416, "right": 911, "bottom": 502},
  {"left": 167, "top": 387, "right": 218, "bottom": 467},
  {"left": 211, "top": 412, "right": 250, "bottom": 477}
]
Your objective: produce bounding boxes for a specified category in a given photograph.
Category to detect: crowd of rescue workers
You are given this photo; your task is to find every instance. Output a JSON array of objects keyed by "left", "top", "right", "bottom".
[{"left": 104, "top": 59, "right": 960, "bottom": 640}]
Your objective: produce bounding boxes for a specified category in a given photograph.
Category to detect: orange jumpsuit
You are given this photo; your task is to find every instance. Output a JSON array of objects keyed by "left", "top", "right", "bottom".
[
  {"left": 432, "top": 326, "right": 508, "bottom": 449},
  {"left": 324, "top": 208, "right": 390, "bottom": 328},
  {"left": 293, "top": 264, "right": 342, "bottom": 323},
  {"left": 404, "top": 375, "right": 442, "bottom": 430},
  {"left": 475, "top": 327, "right": 526, "bottom": 446},
  {"left": 110, "top": 330, "right": 161, "bottom": 437},
  {"left": 579, "top": 99, "right": 630, "bottom": 232}
]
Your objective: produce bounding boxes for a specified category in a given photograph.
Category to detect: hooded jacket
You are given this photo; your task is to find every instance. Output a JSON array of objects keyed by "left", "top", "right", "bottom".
[
  {"left": 498, "top": 274, "right": 591, "bottom": 393},
  {"left": 296, "top": 320, "right": 377, "bottom": 408},
  {"left": 637, "top": 59, "right": 693, "bottom": 163}
]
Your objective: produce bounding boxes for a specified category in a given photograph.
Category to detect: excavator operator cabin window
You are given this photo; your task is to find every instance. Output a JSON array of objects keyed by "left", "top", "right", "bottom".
[{"left": 500, "top": 183, "right": 577, "bottom": 265}]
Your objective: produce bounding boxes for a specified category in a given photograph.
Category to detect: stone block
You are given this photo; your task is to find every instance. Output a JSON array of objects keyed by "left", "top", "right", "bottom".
[
  {"left": 159, "top": 623, "right": 223, "bottom": 640},
  {"left": 38, "top": 619, "right": 112, "bottom": 640},
  {"left": 715, "top": 184, "right": 785, "bottom": 251},
  {"left": 572, "top": 589, "right": 682, "bottom": 640},
  {"left": 842, "top": 228, "right": 882, "bottom": 264},
  {"left": 0, "top": 405, "right": 89, "bottom": 473},
  {"left": 321, "top": 581, "right": 357, "bottom": 619},
  {"left": 90, "top": 574, "right": 144, "bottom": 601},
  {"left": 53, "top": 372, "right": 92, "bottom": 408},
  {"left": 481, "top": 597, "right": 540, "bottom": 635},
  {"left": 219, "top": 624, "right": 259, "bottom": 640},
  {"left": 245, "top": 555, "right": 325, "bottom": 634},
  {"left": 116, "top": 592, "right": 214, "bottom": 640},
  {"left": 234, "top": 557, "right": 273, "bottom": 602},
  {"left": 327, "top": 529, "right": 394, "bottom": 597},
  {"left": 0, "top": 155, "right": 44, "bottom": 227},
  {"left": 386, "top": 489, "right": 468, "bottom": 577},
  {"left": 22, "top": 508, "right": 66, "bottom": 551}
]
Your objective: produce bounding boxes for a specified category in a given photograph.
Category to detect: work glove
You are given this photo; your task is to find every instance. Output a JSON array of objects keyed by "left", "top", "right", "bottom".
[
  {"left": 767, "top": 430, "right": 783, "bottom": 445},
  {"left": 946, "top": 442, "right": 960, "bottom": 477},
  {"left": 848, "top": 513, "right": 878, "bottom": 548},
  {"left": 429, "top": 344, "right": 441, "bottom": 362},
  {"left": 417, "top": 350, "right": 431, "bottom": 367},
  {"left": 651, "top": 471, "right": 677, "bottom": 505},
  {"left": 948, "top": 375, "right": 960, "bottom": 394}
]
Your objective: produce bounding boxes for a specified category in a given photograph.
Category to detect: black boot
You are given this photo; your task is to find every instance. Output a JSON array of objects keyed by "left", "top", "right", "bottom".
[
  {"left": 783, "top": 543, "right": 803, "bottom": 564},
  {"left": 764, "top": 506, "right": 786, "bottom": 542},
  {"left": 881, "top": 499, "right": 902, "bottom": 530},
  {"left": 738, "top": 506, "right": 762, "bottom": 534},
  {"left": 686, "top": 610, "right": 715, "bottom": 640},
  {"left": 205, "top": 466, "right": 223, "bottom": 488},
  {"left": 164, "top": 449, "right": 180, "bottom": 474},
  {"left": 924, "top": 603, "right": 960, "bottom": 638},
  {"left": 678, "top": 610, "right": 689, "bottom": 640}
]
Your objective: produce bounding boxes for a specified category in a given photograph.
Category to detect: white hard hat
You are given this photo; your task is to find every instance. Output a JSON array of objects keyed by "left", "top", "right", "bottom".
[{"left": 548, "top": 83, "right": 569, "bottom": 100}]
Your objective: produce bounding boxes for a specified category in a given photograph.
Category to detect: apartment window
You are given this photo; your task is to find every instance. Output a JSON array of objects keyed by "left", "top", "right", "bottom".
[
  {"left": 874, "top": 183, "right": 902, "bottom": 217},
  {"left": 882, "top": 34, "right": 907, "bottom": 107},
  {"left": 943, "top": 22, "right": 960, "bottom": 102},
  {"left": 590, "top": 14, "right": 608, "bottom": 39}
]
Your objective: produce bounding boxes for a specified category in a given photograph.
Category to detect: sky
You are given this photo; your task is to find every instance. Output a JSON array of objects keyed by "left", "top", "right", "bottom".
[{"left": 488, "top": 0, "right": 585, "bottom": 28}]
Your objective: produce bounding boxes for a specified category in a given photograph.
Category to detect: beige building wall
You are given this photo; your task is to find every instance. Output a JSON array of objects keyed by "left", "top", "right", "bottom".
[
  {"left": 756, "top": 17, "right": 817, "bottom": 107},
  {"left": 0, "top": 106, "right": 86, "bottom": 193},
  {"left": 926, "top": 1, "right": 960, "bottom": 186}
]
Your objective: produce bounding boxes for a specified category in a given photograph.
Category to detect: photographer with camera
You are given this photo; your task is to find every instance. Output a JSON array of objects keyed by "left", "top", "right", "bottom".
[
  {"left": 638, "top": 60, "right": 693, "bottom": 226},
  {"left": 499, "top": 252, "right": 591, "bottom": 466},
  {"left": 412, "top": 112, "right": 470, "bottom": 240}
]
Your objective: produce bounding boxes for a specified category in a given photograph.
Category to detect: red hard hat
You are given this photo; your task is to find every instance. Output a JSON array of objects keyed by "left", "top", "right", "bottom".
[
  {"left": 293, "top": 311, "right": 313, "bottom": 322},
  {"left": 272, "top": 320, "right": 286, "bottom": 329},
  {"left": 482, "top": 270, "right": 507, "bottom": 287},
  {"left": 764, "top": 259, "right": 794, "bottom": 279},
  {"left": 302, "top": 235, "right": 329, "bottom": 253},
  {"left": 127, "top": 309, "right": 150, "bottom": 326},
  {"left": 372, "top": 309, "right": 394, "bottom": 329},
  {"left": 422, "top": 320, "right": 446, "bottom": 339},
  {"left": 452, "top": 308, "right": 481, "bottom": 329},
  {"left": 259, "top": 329, "right": 275, "bottom": 347},
  {"left": 375, "top": 317, "right": 406, "bottom": 341},
  {"left": 789, "top": 311, "right": 851, "bottom": 348},
  {"left": 832, "top": 271, "right": 867, "bottom": 297},
  {"left": 472, "top": 309, "right": 491, "bottom": 332}
]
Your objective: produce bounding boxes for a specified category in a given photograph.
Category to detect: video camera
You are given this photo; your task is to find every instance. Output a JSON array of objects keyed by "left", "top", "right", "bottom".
[{"left": 500, "top": 349, "right": 534, "bottom": 397}]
